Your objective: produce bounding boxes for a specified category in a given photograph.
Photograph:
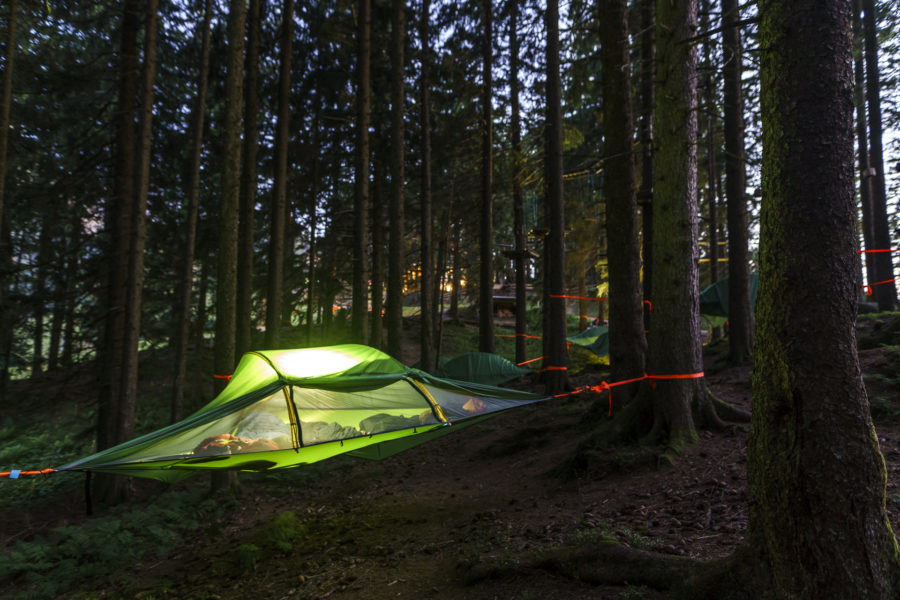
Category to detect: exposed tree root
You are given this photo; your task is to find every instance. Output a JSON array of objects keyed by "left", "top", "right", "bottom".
[{"left": 465, "top": 537, "right": 771, "bottom": 600}]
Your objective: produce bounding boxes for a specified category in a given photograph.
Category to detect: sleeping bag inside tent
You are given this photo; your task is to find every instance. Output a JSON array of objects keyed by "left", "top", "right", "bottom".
[{"left": 57, "top": 345, "right": 547, "bottom": 483}]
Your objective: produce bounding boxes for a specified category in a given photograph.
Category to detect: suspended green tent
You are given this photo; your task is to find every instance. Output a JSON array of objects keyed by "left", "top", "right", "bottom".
[
  {"left": 567, "top": 325, "right": 609, "bottom": 358},
  {"left": 433, "top": 352, "right": 532, "bottom": 387},
  {"left": 699, "top": 273, "right": 759, "bottom": 327},
  {"left": 57, "top": 345, "right": 547, "bottom": 483}
]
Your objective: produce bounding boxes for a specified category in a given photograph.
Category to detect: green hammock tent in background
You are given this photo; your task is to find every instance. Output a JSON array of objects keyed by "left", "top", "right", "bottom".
[
  {"left": 699, "top": 273, "right": 759, "bottom": 328},
  {"left": 431, "top": 352, "right": 532, "bottom": 387},
  {"left": 56, "top": 345, "right": 547, "bottom": 483},
  {"left": 567, "top": 325, "right": 609, "bottom": 358}
]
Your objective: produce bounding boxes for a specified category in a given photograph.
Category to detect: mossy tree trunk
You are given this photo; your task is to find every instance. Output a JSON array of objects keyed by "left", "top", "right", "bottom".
[
  {"left": 746, "top": 1, "right": 900, "bottom": 595},
  {"left": 647, "top": 0, "right": 722, "bottom": 452},
  {"left": 600, "top": 0, "right": 646, "bottom": 388}
]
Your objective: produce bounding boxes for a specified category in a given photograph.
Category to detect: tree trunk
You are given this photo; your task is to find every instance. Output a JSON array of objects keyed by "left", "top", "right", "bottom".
[
  {"left": 370, "top": 140, "right": 385, "bottom": 349},
  {"left": 478, "top": 0, "right": 495, "bottom": 354},
  {"left": 237, "top": 0, "right": 261, "bottom": 357},
  {"left": 701, "top": 0, "right": 720, "bottom": 344},
  {"left": 419, "top": 0, "right": 434, "bottom": 372},
  {"left": 853, "top": 0, "right": 875, "bottom": 285},
  {"left": 386, "top": 0, "right": 405, "bottom": 360},
  {"left": 171, "top": 0, "right": 213, "bottom": 424},
  {"left": 31, "top": 212, "right": 51, "bottom": 378},
  {"left": 862, "top": 0, "right": 897, "bottom": 310},
  {"left": 266, "top": 0, "right": 292, "bottom": 349},
  {"left": 509, "top": 0, "right": 528, "bottom": 366},
  {"left": 352, "top": 0, "right": 371, "bottom": 345},
  {"left": 600, "top": 0, "right": 646, "bottom": 388},
  {"left": 648, "top": 0, "right": 715, "bottom": 453},
  {"left": 721, "top": 0, "right": 752, "bottom": 363},
  {"left": 212, "top": 0, "right": 247, "bottom": 494},
  {"left": 544, "top": 0, "right": 567, "bottom": 394},
  {"left": 745, "top": 2, "right": 900, "bottom": 594},
  {"left": 119, "top": 0, "right": 158, "bottom": 483},
  {"left": 306, "top": 109, "right": 320, "bottom": 346},
  {"left": 95, "top": 0, "right": 139, "bottom": 504},
  {"left": 0, "top": 0, "right": 16, "bottom": 235},
  {"left": 638, "top": 0, "right": 655, "bottom": 323}
]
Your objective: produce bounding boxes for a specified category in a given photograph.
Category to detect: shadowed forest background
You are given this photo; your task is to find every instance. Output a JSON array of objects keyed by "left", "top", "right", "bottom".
[{"left": 3, "top": 0, "right": 900, "bottom": 598}]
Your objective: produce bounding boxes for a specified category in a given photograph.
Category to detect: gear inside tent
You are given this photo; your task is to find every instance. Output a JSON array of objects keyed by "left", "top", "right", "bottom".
[{"left": 56, "top": 345, "right": 548, "bottom": 483}]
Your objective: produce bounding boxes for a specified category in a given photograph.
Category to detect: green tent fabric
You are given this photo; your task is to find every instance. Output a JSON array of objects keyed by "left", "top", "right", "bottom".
[
  {"left": 699, "top": 273, "right": 759, "bottom": 323},
  {"left": 433, "top": 352, "right": 532, "bottom": 386},
  {"left": 57, "top": 345, "right": 547, "bottom": 483},
  {"left": 567, "top": 325, "right": 609, "bottom": 357}
]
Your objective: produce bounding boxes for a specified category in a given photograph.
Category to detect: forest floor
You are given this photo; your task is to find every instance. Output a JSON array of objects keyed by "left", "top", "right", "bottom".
[{"left": 4, "top": 315, "right": 900, "bottom": 600}]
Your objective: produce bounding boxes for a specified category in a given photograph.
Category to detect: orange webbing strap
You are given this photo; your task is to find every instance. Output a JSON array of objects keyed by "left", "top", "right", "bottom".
[
  {"left": 858, "top": 249, "right": 896, "bottom": 253},
  {"left": 496, "top": 333, "right": 542, "bottom": 340},
  {"left": 213, "top": 373, "right": 233, "bottom": 382},
  {"left": 517, "top": 356, "right": 544, "bottom": 366},
  {"left": 1, "top": 468, "right": 56, "bottom": 479},
  {"left": 555, "top": 371, "right": 705, "bottom": 416},
  {"left": 863, "top": 279, "right": 895, "bottom": 296}
]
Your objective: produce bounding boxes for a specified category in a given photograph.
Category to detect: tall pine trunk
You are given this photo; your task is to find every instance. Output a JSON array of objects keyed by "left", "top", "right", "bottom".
[
  {"left": 237, "top": 0, "right": 261, "bottom": 357},
  {"left": 638, "top": 0, "right": 655, "bottom": 321},
  {"left": 744, "top": 2, "right": 900, "bottom": 594},
  {"left": 510, "top": 0, "right": 528, "bottom": 366},
  {"left": 212, "top": 0, "right": 247, "bottom": 493},
  {"left": 478, "top": 0, "right": 495, "bottom": 354},
  {"left": 386, "top": 0, "right": 405, "bottom": 360},
  {"left": 172, "top": 0, "right": 213, "bottom": 423},
  {"left": 600, "top": 0, "right": 646, "bottom": 391},
  {"left": 418, "top": 0, "right": 434, "bottom": 371},
  {"left": 0, "top": 0, "right": 16, "bottom": 234},
  {"left": 266, "top": 0, "right": 293, "bottom": 349},
  {"left": 722, "top": 0, "right": 753, "bottom": 362},
  {"left": 544, "top": 0, "right": 567, "bottom": 394},
  {"left": 853, "top": 0, "right": 876, "bottom": 285},
  {"left": 862, "top": 0, "right": 897, "bottom": 310},
  {"left": 352, "top": 0, "right": 371, "bottom": 344}
]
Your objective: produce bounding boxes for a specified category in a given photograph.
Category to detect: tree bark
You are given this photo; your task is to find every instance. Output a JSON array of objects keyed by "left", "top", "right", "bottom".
[
  {"left": 119, "top": 0, "right": 158, "bottom": 470},
  {"left": 0, "top": 0, "right": 16, "bottom": 236},
  {"left": 419, "top": 0, "right": 434, "bottom": 371},
  {"left": 600, "top": 0, "right": 646, "bottom": 388},
  {"left": 370, "top": 138, "right": 385, "bottom": 349},
  {"left": 386, "top": 0, "right": 405, "bottom": 360},
  {"left": 266, "top": 0, "right": 292, "bottom": 349},
  {"left": 478, "top": 0, "right": 495, "bottom": 355},
  {"left": 862, "top": 0, "right": 897, "bottom": 310},
  {"left": 212, "top": 0, "right": 247, "bottom": 494},
  {"left": 306, "top": 109, "right": 320, "bottom": 346},
  {"left": 721, "top": 0, "right": 752, "bottom": 362},
  {"left": 172, "top": 0, "right": 213, "bottom": 423},
  {"left": 638, "top": 0, "right": 655, "bottom": 323},
  {"left": 648, "top": 0, "right": 713, "bottom": 451},
  {"left": 509, "top": 0, "right": 528, "bottom": 366},
  {"left": 544, "top": 0, "right": 567, "bottom": 394},
  {"left": 95, "top": 0, "right": 139, "bottom": 503},
  {"left": 746, "top": 2, "right": 900, "bottom": 594},
  {"left": 352, "top": 0, "right": 371, "bottom": 345}
]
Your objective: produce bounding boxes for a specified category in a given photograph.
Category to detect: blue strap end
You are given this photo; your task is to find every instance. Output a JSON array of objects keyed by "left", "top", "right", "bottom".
[{"left": 10, "top": 470, "right": 21, "bottom": 479}]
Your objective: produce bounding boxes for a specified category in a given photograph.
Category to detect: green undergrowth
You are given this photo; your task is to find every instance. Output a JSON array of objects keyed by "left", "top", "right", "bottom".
[{"left": 0, "top": 487, "right": 234, "bottom": 600}]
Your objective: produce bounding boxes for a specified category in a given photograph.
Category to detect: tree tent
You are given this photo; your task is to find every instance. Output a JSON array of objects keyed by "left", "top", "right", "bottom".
[
  {"left": 567, "top": 325, "right": 609, "bottom": 358},
  {"left": 432, "top": 352, "right": 532, "bottom": 386},
  {"left": 56, "top": 345, "right": 547, "bottom": 483},
  {"left": 699, "top": 273, "right": 759, "bottom": 327}
]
